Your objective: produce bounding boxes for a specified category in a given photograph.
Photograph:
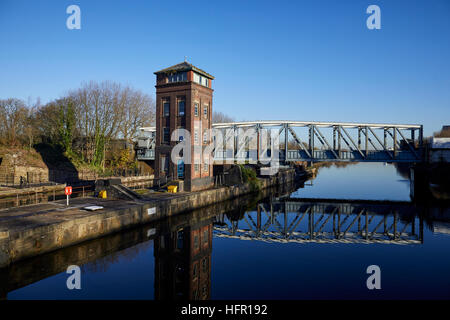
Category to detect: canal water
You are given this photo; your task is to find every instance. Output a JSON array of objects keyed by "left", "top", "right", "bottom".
[{"left": 1, "top": 163, "right": 450, "bottom": 299}]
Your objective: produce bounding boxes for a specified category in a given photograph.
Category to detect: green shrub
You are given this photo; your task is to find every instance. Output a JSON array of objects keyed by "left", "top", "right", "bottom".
[{"left": 239, "top": 165, "right": 261, "bottom": 192}]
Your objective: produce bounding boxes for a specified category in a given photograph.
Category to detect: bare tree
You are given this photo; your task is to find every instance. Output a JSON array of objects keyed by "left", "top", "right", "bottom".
[
  {"left": 117, "top": 87, "right": 155, "bottom": 142},
  {"left": 68, "top": 81, "right": 123, "bottom": 165},
  {"left": 67, "top": 81, "right": 155, "bottom": 166},
  {"left": 212, "top": 111, "right": 234, "bottom": 124},
  {"left": 22, "top": 97, "right": 41, "bottom": 149},
  {"left": 434, "top": 126, "right": 450, "bottom": 138},
  {"left": 0, "top": 98, "right": 28, "bottom": 145},
  {"left": 35, "top": 101, "right": 63, "bottom": 144},
  {"left": 1, "top": 81, "right": 156, "bottom": 169}
]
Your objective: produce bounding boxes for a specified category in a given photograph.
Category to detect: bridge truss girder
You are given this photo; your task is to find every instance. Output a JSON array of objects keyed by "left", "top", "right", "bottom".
[
  {"left": 212, "top": 121, "right": 424, "bottom": 163},
  {"left": 137, "top": 121, "right": 424, "bottom": 163}
]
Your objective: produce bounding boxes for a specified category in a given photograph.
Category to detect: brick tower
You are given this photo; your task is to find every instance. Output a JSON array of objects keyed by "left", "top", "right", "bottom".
[{"left": 154, "top": 62, "right": 214, "bottom": 191}]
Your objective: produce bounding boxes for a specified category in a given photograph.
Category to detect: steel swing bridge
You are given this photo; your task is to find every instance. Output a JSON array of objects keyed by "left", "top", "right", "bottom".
[
  {"left": 136, "top": 120, "right": 424, "bottom": 163},
  {"left": 213, "top": 199, "right": 424, "bottom": 245}
]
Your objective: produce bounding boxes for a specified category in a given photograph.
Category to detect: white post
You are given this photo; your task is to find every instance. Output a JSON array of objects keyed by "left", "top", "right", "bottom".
[{"left": 66, "top": 194, "right": 69, "bottom": 206}]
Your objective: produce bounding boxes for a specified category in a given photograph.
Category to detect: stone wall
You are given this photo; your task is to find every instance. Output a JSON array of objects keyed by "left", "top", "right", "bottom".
[{"left": 184, "top": 176, "right": 214, "bottom": 192}]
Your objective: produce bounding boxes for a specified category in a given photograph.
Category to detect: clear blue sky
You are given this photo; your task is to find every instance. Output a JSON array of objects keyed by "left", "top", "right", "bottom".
[{"left": 0, "top": 0, "right": 449, "bottom": 136}]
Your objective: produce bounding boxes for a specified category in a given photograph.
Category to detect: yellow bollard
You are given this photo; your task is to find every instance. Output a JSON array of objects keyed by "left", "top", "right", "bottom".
[{"left": 167, "top": 185, "right": 177, "bottom": 193}]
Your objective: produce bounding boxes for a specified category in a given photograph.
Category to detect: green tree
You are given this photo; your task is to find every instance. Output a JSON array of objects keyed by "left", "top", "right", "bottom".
[{"left": 58, "top": 99, "right": 75, "bottom": 154}]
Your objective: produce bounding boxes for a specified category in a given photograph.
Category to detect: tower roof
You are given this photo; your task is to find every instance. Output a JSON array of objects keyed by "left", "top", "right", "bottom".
[{"left": 154, "top": 62, "right": 214, "bottom": 79}]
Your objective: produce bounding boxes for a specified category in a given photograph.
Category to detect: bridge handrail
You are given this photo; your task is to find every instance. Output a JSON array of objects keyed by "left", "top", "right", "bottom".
[
  {"left": 139, "top": 121, "right": 423, "bottom": 132},
  {"left": 212, "top": 120, "right": 423, "bottom": 129}
]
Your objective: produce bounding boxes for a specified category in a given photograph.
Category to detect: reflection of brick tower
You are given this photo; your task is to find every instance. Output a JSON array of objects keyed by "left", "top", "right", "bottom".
[
  {"left": 154, "top": 62, "right": 214, "bottom": 191},
  {"left": 154, "top": 221, "right": 212, "bottom": 300}
]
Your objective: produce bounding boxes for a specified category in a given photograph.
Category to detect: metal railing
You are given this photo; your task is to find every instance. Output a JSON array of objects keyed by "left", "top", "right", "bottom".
[
  {"left": 0, "top": 169, "right": 153, "bottom": 187},
  {"left": 0, "top": 185, "right": 95, "bottom": 210},
  {"left": 136, "top": 148, "right": 155, "bottom": 160}
]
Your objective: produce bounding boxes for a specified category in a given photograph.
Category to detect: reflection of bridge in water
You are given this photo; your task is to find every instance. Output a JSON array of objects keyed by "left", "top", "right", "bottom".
[{"left": 214, "top": 198, "right": 424, "bottom": 245}]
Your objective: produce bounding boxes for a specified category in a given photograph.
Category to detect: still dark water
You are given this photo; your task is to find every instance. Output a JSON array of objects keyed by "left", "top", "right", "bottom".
[{"left": 2, "top": 163, "right": 450, "bottom": 299}]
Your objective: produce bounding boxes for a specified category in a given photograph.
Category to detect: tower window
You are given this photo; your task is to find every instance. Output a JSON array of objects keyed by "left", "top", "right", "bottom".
[
  {"left": 160, "top": 156, "right": 168, "bottom": 173},
  {"left": 178, "top": 100, "right": 185, "bottom": 116},
  {"left": 194, "top": 130, "right": 199, "bottom": 144},
  {"left": 202, "top": 258, "right": 208, "bottom": 272},
  {"left": 163, "top": 101, "right": 170, "bottom": 117},
  {"left": 168, "top": 72, "right": 187, "bottom": 83},
  {"left": 194, "top": 235, "right": 199, "bottom": 249},
  {"left": 193, "top": 264, "right": 198, "bottom": 278},
  {"left": 203, "top": 105, "right": 208, "bottom": 118},
  {"left": 163, "top": 127, "right": 170, "bottom": 143},
  {"left": 193, "top": 72, "right": 210, "bottom": 87},
  {"left": 203, "top": 131, "right": 208, "bottom": 144},
  {"left": 194, "top": 103, "right": 199, "bottom": 116},
  {"left": 177, "top": 230, "right": 184, "bottom": 249},
  {"left": 193, "top": 73, "right": 200, "bottom": 84},
  {"left": 203, "top": 229, "right": 208, "bottom": 244}
]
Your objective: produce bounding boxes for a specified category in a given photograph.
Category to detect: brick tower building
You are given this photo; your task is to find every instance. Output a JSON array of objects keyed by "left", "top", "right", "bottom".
[{"left": 154, "top": 62, "right": 214, "bottom": 191}]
